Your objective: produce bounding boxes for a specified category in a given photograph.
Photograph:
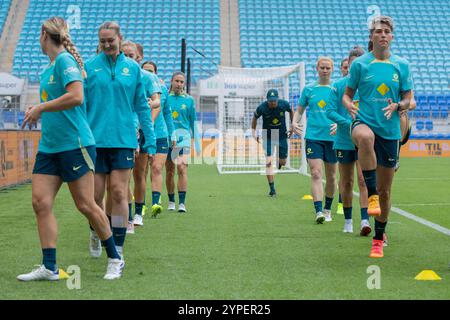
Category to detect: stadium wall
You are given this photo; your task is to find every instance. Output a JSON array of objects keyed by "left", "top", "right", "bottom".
[
  {"left": 0, "top": 133, "right": 448, "bottom": 189},
  {"left": 0, "top": 130, "right": 39, "bottom": 188}
]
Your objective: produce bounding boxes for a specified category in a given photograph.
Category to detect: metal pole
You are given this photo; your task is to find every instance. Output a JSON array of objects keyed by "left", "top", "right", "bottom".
[
  {"left": 186, "top": 58, "right": 191, "bottom": 94},
  {"left": 181, "top": 38, "right": 186, "bottom": 73}
]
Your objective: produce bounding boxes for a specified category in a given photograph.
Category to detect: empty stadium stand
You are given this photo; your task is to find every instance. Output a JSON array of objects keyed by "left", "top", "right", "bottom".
[
  {"left": 1, "top": 0, "right": 449, "bottom": 138},
  {"left": 0, "top": 0, "right": 11, "bottom": 36},
  {"left": 11, "top": 0, "right": 220, "bottom": 84},
  {"left": 239, "top": 0, "right": 450, "bottom": 94}
]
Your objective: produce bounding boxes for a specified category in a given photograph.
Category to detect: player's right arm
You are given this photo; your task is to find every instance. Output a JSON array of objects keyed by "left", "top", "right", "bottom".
[
  {"left": 292, "top": 86, "right": 308, "bottom": 136},
  {"left": 343, "top": 60, "right": 360, "bottom": 119},
  {"left": 134, "top": 69, "right": 156, "bottom": 155},
  {"left": 252, "top": 105, "right": 262, "bottom": 143}
]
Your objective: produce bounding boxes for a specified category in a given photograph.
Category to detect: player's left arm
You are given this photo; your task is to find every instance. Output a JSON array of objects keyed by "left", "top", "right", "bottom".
[
  {"left": 383, "top": 61, "right": 414, "bottom": 119},
  {"left": 149, "top": 92, "right": 161, "bottom": 121},
  {"left": 134, "top": 70, "right": 156, "bottom": 155}
]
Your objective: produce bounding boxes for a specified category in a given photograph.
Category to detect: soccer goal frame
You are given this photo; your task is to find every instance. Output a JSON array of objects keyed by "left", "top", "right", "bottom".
[{"left": 211, "top": 63, "right": 307, "bottom": 175}]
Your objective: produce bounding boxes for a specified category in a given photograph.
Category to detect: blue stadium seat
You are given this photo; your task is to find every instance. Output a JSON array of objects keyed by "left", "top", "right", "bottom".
[
  {"left": 440, "top": 105, "right": 448, "bottom": 118},
  {"left": 415, "top": 120, "right": 424, "bottom": 131},
  {"left": 425, "top": 120, "right": 433, "bottom": 131},
  {"left": 431, "top": 105, "right": 440, "bottom": 118},
  {"left": 238, "top": 0, "right": 448, "bottom": 93},
  {"left": 11, "top": 0, "right": 220, "bottom": 84}
]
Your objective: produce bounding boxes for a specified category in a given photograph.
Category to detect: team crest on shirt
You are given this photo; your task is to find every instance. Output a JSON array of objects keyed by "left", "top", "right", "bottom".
[
  {"left": 172, "top": 111, "right": 179, "bottom": 119},
  {"left": 377, "top": 83, "right": 389, "bottom": 96},
  {"left": 272, "top": 118, "right": 279, "bottom": 125},
  {"left": 121, "top": 68, "right": 130, "bottom": 76},
  {"left": 48, "top": 75, "right": 56, "bottom": 85},
  {"left": 181, "top": 104, "right": 187, "bottom": 109},
  {"left": 317, "top": 100, "right": 326, "bottom": 108},
  {"left": 392, "top": 73, "right": 399, "bottom": 82}
]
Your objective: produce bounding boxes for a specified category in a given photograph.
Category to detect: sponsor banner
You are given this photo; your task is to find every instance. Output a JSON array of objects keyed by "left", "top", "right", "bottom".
[
  {"left": 0, "top": 73, "right": 25, "bottom": 95},
  {"left": 400, "top": 140, "right": 450, "bottom": 157},
  {"left": 0, "top": 131, "right": 40, "bottom": 188}
]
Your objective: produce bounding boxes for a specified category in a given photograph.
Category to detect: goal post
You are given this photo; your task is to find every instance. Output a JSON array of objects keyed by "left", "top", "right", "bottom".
[{"left": 199, "top": 63, "right": 307, "bottom": 175}]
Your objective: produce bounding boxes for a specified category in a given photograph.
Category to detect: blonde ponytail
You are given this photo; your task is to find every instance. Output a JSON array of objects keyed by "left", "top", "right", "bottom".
[
  {"left": 42, "top": 17, "right": 85, "bottom": 77},
  {"left": 62, "top": 36, "right": 85, "bottom": 76}
]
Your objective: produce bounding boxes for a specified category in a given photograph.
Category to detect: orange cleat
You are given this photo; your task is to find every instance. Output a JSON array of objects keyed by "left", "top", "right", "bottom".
[
  {"left": 369, "top": 239, "right": 384, "bottom": 258},
  {"left": 368, "top": 195, "right": 381, "bottom": 216}
]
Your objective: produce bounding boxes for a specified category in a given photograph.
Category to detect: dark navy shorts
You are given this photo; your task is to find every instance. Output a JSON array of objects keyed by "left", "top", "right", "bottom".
[
  {"left": 262, "top": 138, "right": 288, "bottom": 159},
  {"left": 95, "top": 148, "right": 135, "bottom": 174},
  {"left": 167, "top": 146, "right": 190, "bottom": 162},
  {"left": 351, "top": 119, "right": 399, "bottom": 168},
  {"left": 305, "top": 139, "right": 337, "bottom": 163},
  {"left": 156, "top": 137, "right": 169, "bottom": 154},
  {"left": 336, "top": 149, "right": 358, "bottom": 164},
  {"left": 33, "top": 145, "right": 96, "bottom": 182}
]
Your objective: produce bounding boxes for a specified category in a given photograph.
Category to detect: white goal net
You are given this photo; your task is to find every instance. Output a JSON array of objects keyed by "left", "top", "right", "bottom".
[{"left": 199, "top": 63, "right": 307, "bottom": 174}]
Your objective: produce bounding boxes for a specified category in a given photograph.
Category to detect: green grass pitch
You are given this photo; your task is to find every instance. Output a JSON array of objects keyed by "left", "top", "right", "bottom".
[{"left": 0, "top": 158, "right": 449, "bottom": 299}]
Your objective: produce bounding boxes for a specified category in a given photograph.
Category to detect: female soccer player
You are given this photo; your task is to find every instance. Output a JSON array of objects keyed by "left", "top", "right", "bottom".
[
  {"left": 122, "top": 41, "right": 163, "bottom": 226},
  {"left": 340, "top": 58, "right": 349, "bottom": 77},
  {"left": 343, "top": 16, "right": 413, "bottom": 258},
  {"left": 251, "top": 89, "right": 293, "bottom": 197},
  {"left": 17, "top": 17, "right": 123, "bottom": 281},
  {"left": 292, "top": 57, "right": 337, "bottom": 224},
  {"left": 367, "top": 40, "right": 416, "bottom": 173},
  {"left": 138, "top": 61, "right": 176, "bottom": 217},
  {"left": 84, "top": 22, "right": 156, "bottom": 258},
  {"left": 165, "top": 72, "right": 201, "bottom": 213},
  {"left": 327, "top": 46, "right": 371, "bottom": 235}
]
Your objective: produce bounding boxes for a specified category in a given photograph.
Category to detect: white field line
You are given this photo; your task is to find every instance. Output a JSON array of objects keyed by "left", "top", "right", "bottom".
[
  {"left": 393, "top": 203, "right": 450, "bottom": 207},
  {"left": 304, "top": 173, "right": 450, "bottom": 237}
]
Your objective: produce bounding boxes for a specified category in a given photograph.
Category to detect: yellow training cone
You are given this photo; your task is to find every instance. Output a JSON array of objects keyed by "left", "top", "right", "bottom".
[
  {"left": 59, "top": 268, "right": 69, "bottom": 280},
  {"left": 302, "top": 195, "right": 313, "bottom": 200},
  {"left": 415, "top": 270, "right": 442, "bottom": 281}
]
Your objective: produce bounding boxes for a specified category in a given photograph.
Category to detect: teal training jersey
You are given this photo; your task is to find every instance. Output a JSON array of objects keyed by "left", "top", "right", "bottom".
[
  {"left": 38, "top": 51, "right": 95, "bottom": 153},
  {"left": 299, "top": 81, "right": 335, "bottom": 142},
  {"left": 254, "top": 99, "right": 291, "bottom": 139},
  {"left": 167, "top": 92, "right": 201, "bottom": 151},
  {"left": 327, "top": 76, "right": 359, "bottom": 150},
  {"left": 153, "top": 79, "right": 175, "bottom": 140},
  {"left": 133, "top": 69, "right": 162, "bottom": 130},
  {"left": 347, "top": 52, "right": 413, "bottom": 140},
  {"left": 84, "top": 52, "right": 156, "bottom": 153}
]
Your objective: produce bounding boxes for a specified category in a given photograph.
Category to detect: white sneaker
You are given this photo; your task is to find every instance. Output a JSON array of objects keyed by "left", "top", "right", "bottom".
[
  {"left": 133, "top": 214, "right": 143, "bottom": 226},
  {"left": 343, "top": 220, "right": 353, "bottom": 233},
  {"left": 324, "top": 209, "right": 332, "bottom": 222},
  {"left": 89, "top": 230, "right": 102, "bottom": 258},
  {"left": 315, "top": 212, "right": 325, "bottom": 224},
  {"left": 360, "top": 219, "right": 372, "bottom": 237},
  {"left": 104, "top": 258, "right": 125, "bottom": 280},
  {"left": 126, "top": 221, "right": 135, "bottom": 234},
  {"left": 17, "top": 265, "right": 59, "bottom": 281},
  {"left": 178, "top": 203, "right": 187, "bottom": 213},
  {"left": 168, "top": 201, "right": 176, "bottom": 211}
]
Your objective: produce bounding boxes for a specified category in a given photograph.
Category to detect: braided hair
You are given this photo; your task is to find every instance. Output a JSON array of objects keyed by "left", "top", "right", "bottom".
[{"left": 42, "top": 17, "right": 85, "bottom": 77}]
